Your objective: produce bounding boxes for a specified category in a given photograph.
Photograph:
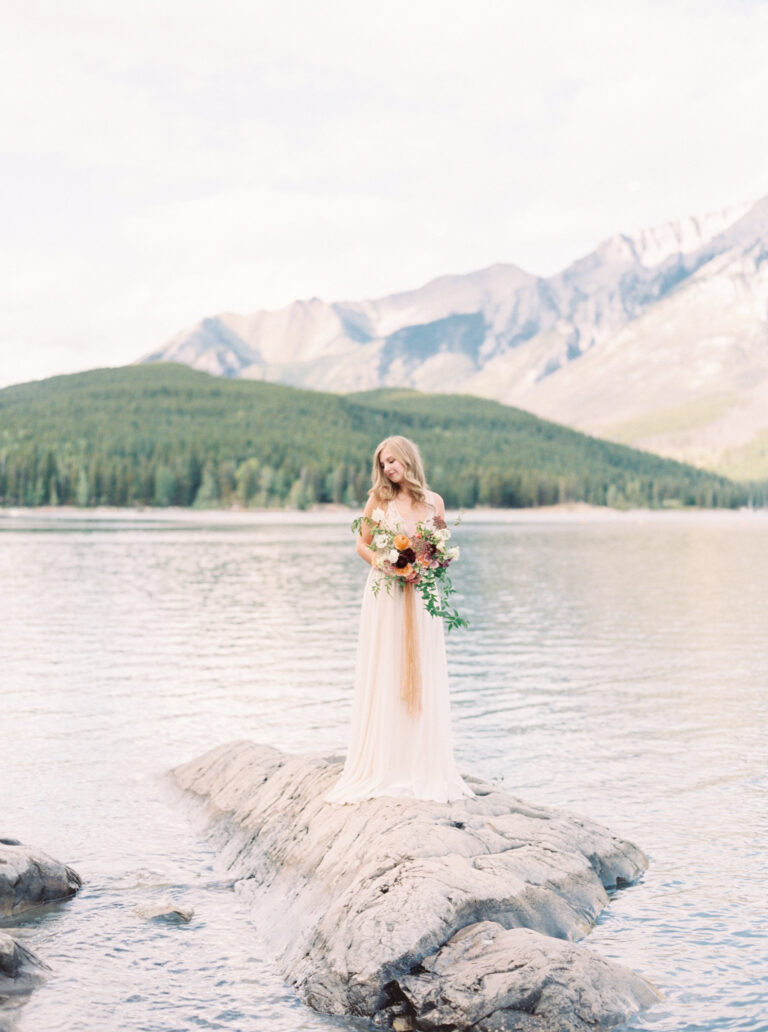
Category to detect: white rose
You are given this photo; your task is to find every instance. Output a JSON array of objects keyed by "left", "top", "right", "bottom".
[
  {"left": 388, "top": 549, "right": 399, "bottom": 563},
  {"left": 373, "top": 534, "right": 389, "bottom": 549},
  {"left": 447, "top": 545, "right": 460, "bottom": 560},
  {"left": 437, "top": 528, "right": 450, "bottom": 542},
  {"left": 372, "top": 507, "right": 385, "bottom": 522}
]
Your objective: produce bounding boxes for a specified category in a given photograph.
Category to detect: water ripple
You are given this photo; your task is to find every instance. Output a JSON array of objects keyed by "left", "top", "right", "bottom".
[{"left": 0, "top": 513, "right": 766, "bottom": 1031}]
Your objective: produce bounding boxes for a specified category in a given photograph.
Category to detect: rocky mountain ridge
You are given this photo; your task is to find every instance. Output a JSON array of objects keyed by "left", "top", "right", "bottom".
[{"left": 140, "top": 197, "right": 768, "bottom": 478}]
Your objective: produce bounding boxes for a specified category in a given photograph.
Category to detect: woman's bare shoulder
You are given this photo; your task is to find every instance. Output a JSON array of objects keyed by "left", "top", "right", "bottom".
[
  {"left": 427, "top": 490, "right": 446, "bottom": 516},
  {"left": 363, "top": 493, "right": 385, "bottom": 516}
]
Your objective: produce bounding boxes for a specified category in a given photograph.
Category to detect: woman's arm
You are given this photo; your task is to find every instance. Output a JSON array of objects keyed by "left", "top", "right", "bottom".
[
  {"left": 430, "top": 490, "right": 447, "bottom": 522},
  {"left": 356, "top": 494, "right": 382, "bottom": 567}
]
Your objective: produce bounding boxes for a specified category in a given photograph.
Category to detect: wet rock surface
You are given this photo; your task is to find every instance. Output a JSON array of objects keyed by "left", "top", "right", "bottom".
[
  {"left": 392, "top": 922, "right": 660, "bottom": 1032},
  {"left": 0, "top": 932, "right": 50, "bottom": 992},
  {"left": 0, "top": 840, "right": 82, "bottom": 1028},
  {"left": 0, "top": 931, "right": 52, "bottom": 1032},
  {"left": 0, "top": 840, "right": 82, "bottom": 921},
  {"left": 172, "top": 740, "right": 661, "bottom": 1031},
  {"left": 133, "top": 902, "right": 195, "bottom": 923}
]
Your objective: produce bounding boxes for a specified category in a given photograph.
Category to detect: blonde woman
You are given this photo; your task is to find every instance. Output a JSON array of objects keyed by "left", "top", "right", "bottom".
[{"left": 326, "top": 435, "right": 473, "bottom": 804}]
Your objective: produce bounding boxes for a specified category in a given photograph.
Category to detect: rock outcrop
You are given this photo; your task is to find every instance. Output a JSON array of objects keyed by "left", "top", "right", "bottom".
[
  {"left": 395, "top": 923, "right": 659, "bottom": 1032},
  {"left": 0, "top": 932, "right": 50, "bottom": 992},
  {"left": 0, "top": 840, "right": 81, "bottom": 1029},
  {"left": 0, "top": 932, "right": 51, "bottom": 1032},
  {"left": 0, "top": 839, "right": 82, "bottom": 920},
  {"left": 172, "top": 740, "right": 661, "bottom": 1031}
]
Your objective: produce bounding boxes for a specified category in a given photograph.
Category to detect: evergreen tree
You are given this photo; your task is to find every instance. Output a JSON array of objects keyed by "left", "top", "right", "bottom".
[
  {"left": 0, "top": 363, "right": 752, "bottom": 512},
  {"left": 192, "top": 462, "right": 219, "bottom": 508},
  {"left": 154, "top": 465, "right": 177, "bottom": 506},
  {"left": 235, "top": 458, "right": 261, "bottom": 506},
  {"left": 288, "top": 477, "right": 312, "bottom": 510},
  {"left": 75, "top": 468, "right": 89, "bottom": 507}
]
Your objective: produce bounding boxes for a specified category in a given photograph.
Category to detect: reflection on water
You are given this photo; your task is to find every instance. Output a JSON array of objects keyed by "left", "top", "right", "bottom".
[{"left": 0, "top": 510, "right": 766, "bottom": 1031}]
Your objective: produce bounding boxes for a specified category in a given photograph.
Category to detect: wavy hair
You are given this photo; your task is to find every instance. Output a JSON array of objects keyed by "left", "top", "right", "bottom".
[{"left": 369, "top": 436, "right": 427, "bottom": 505}]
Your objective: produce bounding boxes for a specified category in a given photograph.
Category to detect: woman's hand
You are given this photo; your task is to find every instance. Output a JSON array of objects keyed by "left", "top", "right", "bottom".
[{"left": 356, "top": 495, "right": 382, "bottom": 567}]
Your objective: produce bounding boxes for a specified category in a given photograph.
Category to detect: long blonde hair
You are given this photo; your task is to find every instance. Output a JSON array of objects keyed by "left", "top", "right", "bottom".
[{"left": 369, "top": 436, "right": 427, "bottom": 504}]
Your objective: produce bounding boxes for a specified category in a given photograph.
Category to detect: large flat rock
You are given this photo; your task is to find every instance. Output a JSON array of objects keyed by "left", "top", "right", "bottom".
[{"left": 172, "top": 740, "right": 660, "bottom": 1031}]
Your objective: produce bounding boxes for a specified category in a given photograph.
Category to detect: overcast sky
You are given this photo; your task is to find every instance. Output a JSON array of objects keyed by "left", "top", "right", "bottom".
[{"left": 2, "top": 0, "right": 768, "bottom": 388}]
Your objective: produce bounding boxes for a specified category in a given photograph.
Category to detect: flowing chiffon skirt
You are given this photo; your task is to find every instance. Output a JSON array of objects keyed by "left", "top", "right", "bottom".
[{"left": 326, "top": 561, "right": 474, "bottom": 805}]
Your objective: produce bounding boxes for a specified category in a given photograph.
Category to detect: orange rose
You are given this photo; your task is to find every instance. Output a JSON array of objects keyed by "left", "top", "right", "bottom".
[
  {"left": 393, "top": 533, "right": 411, "bottom": 550},
  {"left": 397, "top": 564, "right": 413, "bottom": 577},
  {"left": 418, "top": 554, "right": 431, "bottom": 566}
]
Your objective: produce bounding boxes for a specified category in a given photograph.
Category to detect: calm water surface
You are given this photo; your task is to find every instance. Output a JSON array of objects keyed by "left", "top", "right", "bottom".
[{"left": 1, "top": 509, "right": 766, "bottom": 1032}]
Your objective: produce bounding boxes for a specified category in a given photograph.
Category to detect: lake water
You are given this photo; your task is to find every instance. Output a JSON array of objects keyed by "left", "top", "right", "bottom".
[{"left": 1, "top": 507, "right": 766, "bottom": 1032}]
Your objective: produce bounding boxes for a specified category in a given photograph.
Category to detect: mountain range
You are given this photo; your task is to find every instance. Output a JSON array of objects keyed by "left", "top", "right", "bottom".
[{"left": 140, "top": 196, "right": 768, "bottom": 479}]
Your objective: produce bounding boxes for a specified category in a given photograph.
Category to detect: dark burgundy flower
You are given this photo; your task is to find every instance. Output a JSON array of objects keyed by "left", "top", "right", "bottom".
[{"left": 396, "top": 548, "right": 416, "bottom": 567}]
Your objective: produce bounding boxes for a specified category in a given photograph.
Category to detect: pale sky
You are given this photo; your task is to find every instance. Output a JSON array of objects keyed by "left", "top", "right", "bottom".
[{"left": 2, "top": 0, "right": 768, "bottom": 389}]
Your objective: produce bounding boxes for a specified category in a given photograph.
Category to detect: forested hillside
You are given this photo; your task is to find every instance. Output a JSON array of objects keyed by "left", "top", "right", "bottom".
[{"left": 0, "top": 364, "right": 757, "bottom": 510}]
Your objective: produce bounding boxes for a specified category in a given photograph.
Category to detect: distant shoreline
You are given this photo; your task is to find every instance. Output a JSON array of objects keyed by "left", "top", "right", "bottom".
[{"left": 1, "top": 502, "right": 766, "bottom": 526}]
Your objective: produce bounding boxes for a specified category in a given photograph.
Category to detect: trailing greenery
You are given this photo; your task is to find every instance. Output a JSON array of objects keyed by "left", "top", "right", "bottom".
[{"left": 0, "top": 363, "right": 761, "bottom": 510}]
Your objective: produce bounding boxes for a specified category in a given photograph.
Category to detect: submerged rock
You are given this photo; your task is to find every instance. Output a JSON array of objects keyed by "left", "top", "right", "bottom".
[
  {"left": 172, "top": 740, "right": 661, "bottom": 1031},
  {"left": 133, "top": 902, "right": 195, "bottom": 923},
  {"left": 0, "top": 841, "right": 82, "bottom": 921},
  {"left": 0, "top": 931, "right": 51, "bottom": 992}
]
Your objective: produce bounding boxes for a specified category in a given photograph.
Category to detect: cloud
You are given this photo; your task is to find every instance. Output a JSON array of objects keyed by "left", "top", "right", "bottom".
[{"left": 1, "top": 0, "right": 768, "bottom": 387}]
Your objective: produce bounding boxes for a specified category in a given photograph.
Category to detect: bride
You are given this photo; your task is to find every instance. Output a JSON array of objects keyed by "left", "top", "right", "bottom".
[{"left": 326, "top": 435, "right": 474, "bottom": 805}]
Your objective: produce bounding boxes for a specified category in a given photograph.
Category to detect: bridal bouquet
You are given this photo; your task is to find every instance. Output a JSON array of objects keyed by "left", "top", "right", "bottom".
[{"left": 351, "top": 509, "right": 468, "bottom": 630}]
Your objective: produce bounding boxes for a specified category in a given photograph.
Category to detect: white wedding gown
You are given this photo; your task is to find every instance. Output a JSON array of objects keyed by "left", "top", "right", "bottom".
[{"left": 326, "top": 493, "right": 474, "bottom": 804}]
